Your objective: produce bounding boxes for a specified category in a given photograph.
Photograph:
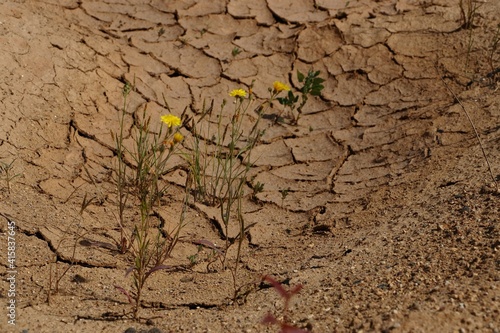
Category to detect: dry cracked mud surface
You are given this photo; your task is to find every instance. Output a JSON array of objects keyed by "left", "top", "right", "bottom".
[{"left": 0, "top": 0, "right": 499, "bottom": 332}]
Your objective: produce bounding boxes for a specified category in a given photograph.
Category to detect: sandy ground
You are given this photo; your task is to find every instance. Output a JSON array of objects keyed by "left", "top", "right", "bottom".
[{"left": 0, "top": 0, "right": 499, "bottom": 332}]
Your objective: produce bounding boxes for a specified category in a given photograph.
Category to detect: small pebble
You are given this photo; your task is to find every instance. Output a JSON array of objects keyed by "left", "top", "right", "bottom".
[
  {"left": 148, "top": 328, "right": 164, "bottom": 333},
  {"left": 124, "top": 328, "right": 136, "bottom": 333}
]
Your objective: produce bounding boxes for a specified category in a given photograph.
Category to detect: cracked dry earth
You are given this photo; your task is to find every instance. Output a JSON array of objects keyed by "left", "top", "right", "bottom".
[{"left": 0, "top": 0, "right": 499, "bottom": 332}]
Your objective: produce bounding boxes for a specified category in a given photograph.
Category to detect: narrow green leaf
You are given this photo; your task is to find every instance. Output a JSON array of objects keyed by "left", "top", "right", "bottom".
[{"left": 297, "top": 70, "right": 305, "bottom": 82}]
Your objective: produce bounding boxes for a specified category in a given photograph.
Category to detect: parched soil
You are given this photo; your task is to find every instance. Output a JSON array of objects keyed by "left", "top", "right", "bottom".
[{"left": 0, "top": 1, "right": 499, "bottom": 332}]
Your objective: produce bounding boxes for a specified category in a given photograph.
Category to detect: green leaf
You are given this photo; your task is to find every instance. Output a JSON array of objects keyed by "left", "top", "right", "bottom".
[
  {"left": 297, "top": 70, "right": 305, "bottom": 82},
  {"left": 311, "top": 88, "right": 323, "bottom": 96}
]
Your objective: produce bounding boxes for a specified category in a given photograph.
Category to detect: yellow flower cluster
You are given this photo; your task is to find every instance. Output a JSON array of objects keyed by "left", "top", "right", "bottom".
[
  {"left": 173, "top": 132, "right": 184, "bottom": 143},
  {"left": 229, "top": 89, "right": 247, "bottom": 98},
  {"left": 160, "top": 114, "right": 181, "bottom": 128},
  {"left": 273, "top": 81, "right": 290, "bottom": 92}
]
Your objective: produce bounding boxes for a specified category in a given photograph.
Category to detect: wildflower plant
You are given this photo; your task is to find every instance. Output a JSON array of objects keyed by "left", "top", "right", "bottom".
[
  {"left": 184, "top": 82, "right": 273, "bottom": 300},
  {"left": 110, "top": 71, "right": 325, "bottom": 315},
  {"left": 184, "top": 73, "right": 324, "bottom": 300},
  {"left": 112, "top": 81, "right": 187, "bottom": 318},
  {"left": 276, "top": 70, "right": 325, "bottom": 124}
]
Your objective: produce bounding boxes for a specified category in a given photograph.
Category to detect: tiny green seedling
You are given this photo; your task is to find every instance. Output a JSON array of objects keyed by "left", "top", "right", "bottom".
[
  {"left": 187, "top": 244, "right": 204, "bottom": 267},
  {"left": 252, "top": 181, "right": 265, "bottom": 201},
  {"left": 158, "top": 27, "right": 165, "bottom": 38},
  {"left": 0, "top": 159, "right": 21, "bottom": 194},
  {"left": 280, "top": 187, "right": 290, "bottom": 208},
  {"left": 232, "top": 47, "right": 242, "bottom": 57}
]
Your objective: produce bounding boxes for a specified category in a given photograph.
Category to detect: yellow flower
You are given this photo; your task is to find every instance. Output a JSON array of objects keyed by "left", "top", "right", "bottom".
[
  {"left": 173, "top": 132, "right": 184, "bottom": 144},
  {"left": 160, "top": 114, "right": 181, "bottom": 128},
  {"left": 229, "top": 89, "right": 247, "bottom": 98},
  {"left": 273, "top": 81, "right": 290, "bottom": 92}
]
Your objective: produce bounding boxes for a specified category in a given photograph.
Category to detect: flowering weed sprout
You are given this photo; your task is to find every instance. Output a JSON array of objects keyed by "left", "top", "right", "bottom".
[
  {"left": 184, "top": 84, "right": 265, "bottom": 300},
  {"left": 184, "top": 79, "right": 320, "bottom": 300},
  {"left": 261, "top": 275, "right": 310, "bottom": 333},
  {"left": 112, "top": 81, "right": 186, "bottom": 319},
  {"left": 110, "top": 71, "right": 324, "bottom": 316},
  {"left": 183, "top": 74, "right": 324, "bottom": 301},
  {"left": 276, "top": 70, "right": 325, "bottom": 124}
]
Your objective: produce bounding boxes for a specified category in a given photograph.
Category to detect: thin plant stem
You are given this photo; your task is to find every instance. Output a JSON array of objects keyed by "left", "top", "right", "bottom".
[{"left": 441, "top": 77, "right": 498, "bottom": 191}]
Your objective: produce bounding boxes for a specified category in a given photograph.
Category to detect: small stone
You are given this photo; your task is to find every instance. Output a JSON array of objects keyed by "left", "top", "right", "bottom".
[
  {"left": 124, "top": 328, "right": 137, "bottom": 333},
  {"left": 148, "top": 328, "right": 164, "bottom": 333},
  {"left": 72, "top": 274, "right": 88, "bottom": 283}
]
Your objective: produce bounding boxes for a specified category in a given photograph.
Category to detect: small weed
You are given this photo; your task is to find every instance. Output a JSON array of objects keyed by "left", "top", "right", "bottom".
[
  {"left": 184, "top": 86, "right": 263, "bottom": 299},
  {"left": 187, "top": 244, "right": 204, "bottom": 267},
  {"left": 187, "top": 253, "right": 198, "bottom": 266},
  {"left": 184, "top": 80, "right": 302, "bottom": 299},
  {"left": 232, "top": 47, "right": 242, "bottom": 57},
  {"left": 252, "top": 181, "right": 265, "bottom": 201},
  {"left": 112, "top": 81, "right": 187, "bottom": 319},
  {"left": 47, "top": 205, "right": 88, "bottom": 305},
  {"left": 276, "top": 70, "right": 325, "bottom": 124},
  {"left": 109, "top": 72, "right": 325, "bottom": 314},
  {"left": 441, "top": 77, "right": 498, "bottom": 192},
  {"left": 177, "top": 37, "right": 189, "bottom": 48},
  {"left": 459, "top": 0, "right": 483, "bottom": 30},
  {"left": 488, "top": 23, "right": 500, "bottom": 73},
  {"left": 459, "top": 0, "right": 484, "bottom": 70},
  {"left": 78, "top": 192, "right": 95, "bottom": 215},
  {"left": 157, "top": 26, "right": 165, "bottom": 39},
  {"left": 183, "top": 75, "right": 323, "bottom": 299},
  {"left": 261, "top": 275, "right": 310, "bottom": 333},
  {"left": 0, "top": 159, "right": 21, "bottom": 194},
  {"left": 280, "top": 187, "right": 290, "bottom": 208}
]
